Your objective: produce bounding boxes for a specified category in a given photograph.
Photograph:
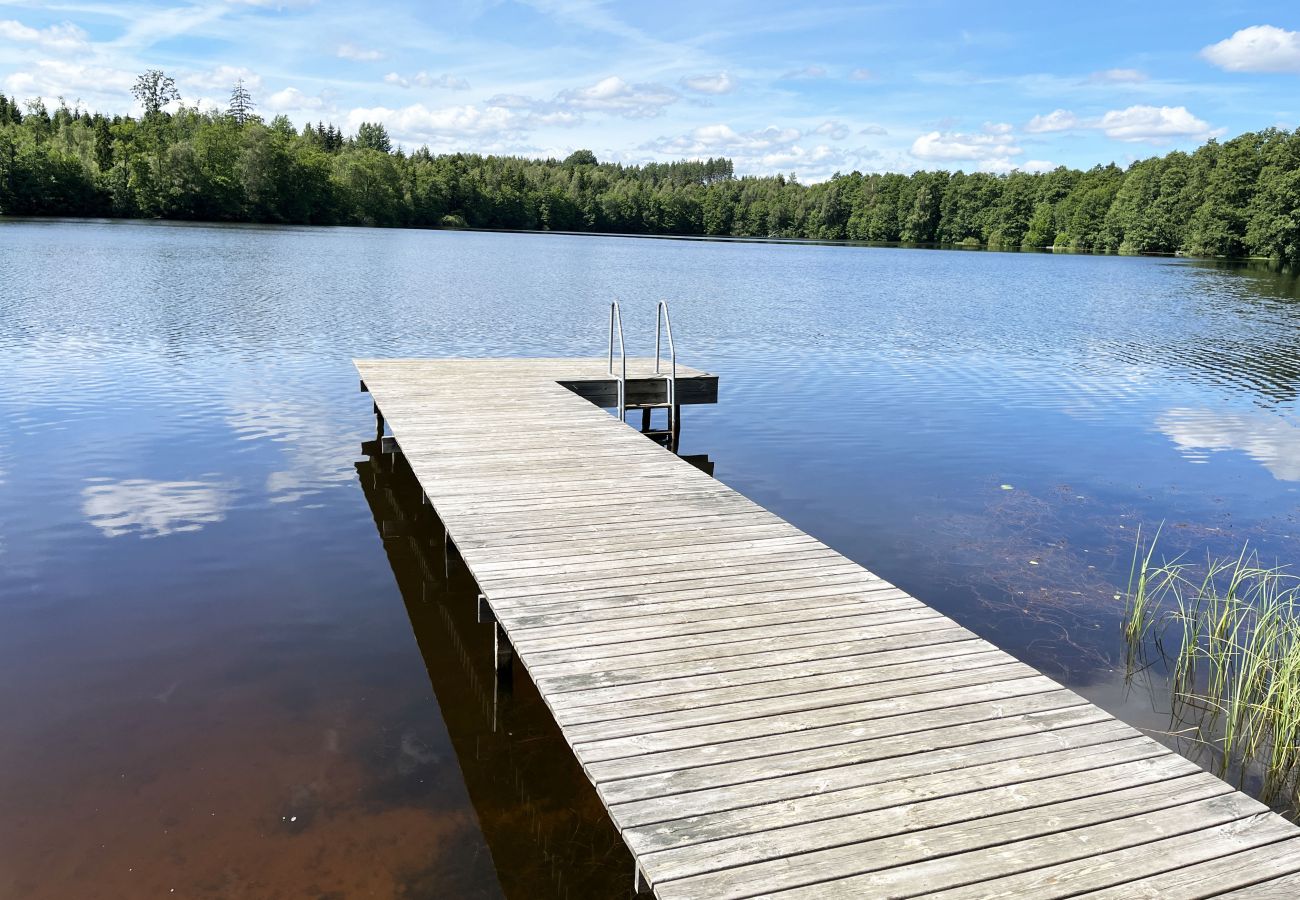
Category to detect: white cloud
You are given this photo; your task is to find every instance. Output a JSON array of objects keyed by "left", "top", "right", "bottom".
[
  {"left": 640, "top": 123, "right": 883, "bottom": 180},
  {"left": 1088, "top": 68, "right": 1147, "bottom": 84},
  {"left": 0, "top": 19, "right": 87, "bottom": 52},
  {"left": 1202, "top": 25, "right": 1300, "bottom": 74},
  {"left": 82, "top": 479, "right": 230, "bottom": 539},
  {"left": 481, "top": 75, "right": 679, "bottom": 123},
  {"left": 187, "top": 65, "right": 262, "bottom": 92},
  {"left": 680, "top": 72, "right": 736, "bottom": 94},
  {"left": 337, "top": 42, "right": 384, "bottom": 61},
  {"left": 814, "top": 120, "right": 850, "bottom": 140},
  {"left": 265, "top": 87, "right": 325, "bottom": 112},
  {"left": 977, "top": 158, "right": 1021, "bottom": 174},
  {"left": 1158, "top": 408, "right": 1300, "bottom": 481},
  {"left": 757, "top": 143, "right": 837, "bottom": 169},
  {"left": 3, "top": 60, "right": 136, "bottom": 104},
  {"left": 980, "top": 157, "right": 1058, "bottom": 174},
  {"left": 1099, "top": 105, "right": 1216, "bottom": 142},
  {"left": 648, "top": 123, "right": 802, "bottom": 155},
  {"left": 911, "top": 128, "right": 1021, "bottom": 161},
  {"left": 859, "top": 124, "right": 888, "bottom": 135},
  {"left": 1025, "top": 108, "right": 1079, "bottom": 133},
  {"left": 1024, "top": 105, "right": 1216, "bottom": 143},
  {"left": 343, "top": 102, "right": 573, "bottom": 146},
  {"left": 384, "top": 71, "right": 470, "bottom": 90},
  {"left": 555, "top": 75, "right": 677, "bottom": 117},
  {"left": 849, "top": 68, "right": 876, "bottom": 81}
]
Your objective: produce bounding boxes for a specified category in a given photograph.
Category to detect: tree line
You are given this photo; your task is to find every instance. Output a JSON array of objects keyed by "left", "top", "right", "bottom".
[{"left": 1, "top": 73, "right": 1298, "bottom": 266}]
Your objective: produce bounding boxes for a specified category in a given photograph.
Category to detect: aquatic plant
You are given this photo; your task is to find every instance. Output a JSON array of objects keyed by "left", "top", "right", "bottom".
[{"left": 1124, "top": 537, "right": 1300, "bottom": 810}]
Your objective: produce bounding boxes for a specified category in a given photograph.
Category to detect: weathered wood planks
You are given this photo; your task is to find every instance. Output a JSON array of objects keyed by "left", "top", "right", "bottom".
[{"left": 356, "top": 357, "right": 1300, "bottom": 898}]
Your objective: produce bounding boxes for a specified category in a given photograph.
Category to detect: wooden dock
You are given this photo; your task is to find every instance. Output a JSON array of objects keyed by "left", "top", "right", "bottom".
[{"left": 356, "top": 357, "right": 1300, "bottom": 899}]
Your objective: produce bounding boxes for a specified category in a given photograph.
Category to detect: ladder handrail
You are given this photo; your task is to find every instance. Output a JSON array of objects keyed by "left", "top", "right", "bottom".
[
  {"left": 655, "top": 301, "right": 677, "bottom": 437},
  {"left": 608, "top": 301, "right": 627, "bottom": 421}
]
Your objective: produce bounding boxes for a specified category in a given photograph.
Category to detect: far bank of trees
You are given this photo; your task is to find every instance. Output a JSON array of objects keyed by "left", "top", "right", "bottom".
[{"left": 1, "top": 71, "right": 1298, "bottom": 266}]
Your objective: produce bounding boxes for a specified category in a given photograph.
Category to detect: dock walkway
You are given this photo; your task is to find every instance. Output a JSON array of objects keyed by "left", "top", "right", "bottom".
[{"left": 355, "top": 357, "right": 1300, "bottom": 899}]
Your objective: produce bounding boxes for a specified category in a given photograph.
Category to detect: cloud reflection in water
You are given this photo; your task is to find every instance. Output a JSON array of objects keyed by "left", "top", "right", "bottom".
[
  {"left": 82, "top": 478, "right": 231, "bottom": 538},
  {"left": 1158, "top": 407, "right": 1300, "bottom": 481}
]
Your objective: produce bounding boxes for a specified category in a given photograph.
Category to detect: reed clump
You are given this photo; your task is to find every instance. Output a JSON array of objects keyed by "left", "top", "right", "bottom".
[{"left": 1124, "top": 535, "right": 1300, "bottom": 808}]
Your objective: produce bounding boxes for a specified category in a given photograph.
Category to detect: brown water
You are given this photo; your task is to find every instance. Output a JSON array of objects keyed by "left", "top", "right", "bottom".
[{"left": 2, "top": 218, "right": 1299, "bottom": 897}]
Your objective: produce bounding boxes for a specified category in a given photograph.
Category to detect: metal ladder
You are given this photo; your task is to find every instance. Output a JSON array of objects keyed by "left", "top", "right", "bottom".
[
  {"left": 608, "top": 301, "right": 627, "bottom": 425},
  {"left": 606, "top": 301, "right": 679, "bottom": 445}
]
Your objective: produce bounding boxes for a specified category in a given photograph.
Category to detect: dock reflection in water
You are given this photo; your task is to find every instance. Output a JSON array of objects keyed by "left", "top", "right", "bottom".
[{"left": 354, "top": 439, "right": 714, "bottom": 898}]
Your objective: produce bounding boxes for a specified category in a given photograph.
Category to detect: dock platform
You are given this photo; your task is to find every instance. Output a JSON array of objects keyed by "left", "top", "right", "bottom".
[{"left": 356, "top": 356, "right": 1300, "bottom": 899}]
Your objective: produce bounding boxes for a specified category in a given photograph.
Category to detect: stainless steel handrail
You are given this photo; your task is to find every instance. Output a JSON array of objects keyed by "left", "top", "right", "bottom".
[
  {"left": 608, "top": 301, "right": 627, "bottom": 422},
  {"left": 655, "top": 301, "right": 677, "bottom": 437}
]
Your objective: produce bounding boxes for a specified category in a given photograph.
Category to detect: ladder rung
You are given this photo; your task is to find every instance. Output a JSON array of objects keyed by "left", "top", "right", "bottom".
[{"left": 626, "top": 402, "right": 673, "bottom": 409}]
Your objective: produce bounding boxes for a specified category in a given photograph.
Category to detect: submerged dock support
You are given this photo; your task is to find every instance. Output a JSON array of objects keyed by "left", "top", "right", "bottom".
[{"left": 493, "top": 622, "right": 513, "bottom": 675}]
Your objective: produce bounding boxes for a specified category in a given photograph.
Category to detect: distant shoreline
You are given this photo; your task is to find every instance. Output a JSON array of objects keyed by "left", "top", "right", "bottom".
[{"left": 4, "top": 214, "right": 1279, "bottom": 264}]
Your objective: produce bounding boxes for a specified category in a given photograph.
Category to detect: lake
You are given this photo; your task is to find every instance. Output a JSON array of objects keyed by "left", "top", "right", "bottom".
[{"left": 1, "top": 218, "right": 1298, "bottom": 898}]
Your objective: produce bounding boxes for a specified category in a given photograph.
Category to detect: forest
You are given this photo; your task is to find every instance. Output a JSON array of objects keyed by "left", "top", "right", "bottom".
[{"left": 2, "top": 72, "right": 1299, "bottom": 266}]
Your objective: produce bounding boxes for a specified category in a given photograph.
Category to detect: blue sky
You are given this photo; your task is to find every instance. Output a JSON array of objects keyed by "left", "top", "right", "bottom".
[{"left": 1, "top": 1, "right": 1298, "bottom": 180}]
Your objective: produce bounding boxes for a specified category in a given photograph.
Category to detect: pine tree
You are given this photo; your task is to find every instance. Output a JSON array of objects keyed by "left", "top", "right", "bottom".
[
  {"left": 227, "top": 79, "right": 255, "bottom": 124},
  {"left": 356, "top": 121, "right": 392, "bottom": 153},
  {"left": 93, "top": 118, "right": 113, "bottom": 172}
]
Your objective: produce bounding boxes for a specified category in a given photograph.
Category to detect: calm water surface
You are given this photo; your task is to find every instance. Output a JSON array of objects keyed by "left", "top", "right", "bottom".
[{"left": 2, "top": 219, "right": 1298, "bottom": 898}]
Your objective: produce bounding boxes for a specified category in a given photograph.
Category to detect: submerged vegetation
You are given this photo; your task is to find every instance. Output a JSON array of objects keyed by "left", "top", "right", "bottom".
[
  {"left": 1124, "top": 536, "right": 1300, "bottom": 811},
  {"left": 2, "top": 71, "right": 1300, "bottom": 265}
]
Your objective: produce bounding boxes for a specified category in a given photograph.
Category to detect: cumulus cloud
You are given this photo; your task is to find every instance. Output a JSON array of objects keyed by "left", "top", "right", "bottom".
[
  {"left": 758, "top": 144, "right": 837, "bottom": 169},
  {"left": 680, "top": 71, "right": 736, "bottom": 94},
  {"left": 384, "top": 71, "right": 470, "bottom": 90},
  {"left": 342, "top": 100, "right": 580, "bottom": 147},
  {"left": 3, "top": 60, "right": 136, "bottom": 103},
  {"left": 859, "top": 123, "right": 888, "bottom": 135},
  {"left": 640, "top": 123, "right": 883, "bottom": 180},
  {"left": 265, "top": 87, "right": 325, "bottom": 112},
  {"left": 337, "top": 42, "right": 384, "bottom": 61},
  {"left": 980, "top": 157, "right": 1057, "bottom": 174},
  {"left": 0, "top": 19, "right": 87, "bottom": 52},
  {"left": 347, "top": 103, "right": 518, "bottom": 139},
  {"left": 1098, "top": 105, "right": 1217, "bottom": 142},
  {"left": 1023, "top": 105, "right": 1217, "bottom": 143},
  {"left": 647, "top": 123, "right": 803, "bottom": 155},
  {"left": 1088, "top": 68, "right": 1147, "bottom": 84},
  {"left": 1202, "top": 25, "right": 1300, "bottom": 74},
  {"left": 1025, "top": 109, "right": 1080, "bottom": 133},
  {"left": 555, "top": 75, "right": 677, "bottom": 117},
  {"left": 911, "top": 128, "right": 1021, "bottom": 161},
  {"left": 814, "top": 120, "right": 850, "bottom": 140}
]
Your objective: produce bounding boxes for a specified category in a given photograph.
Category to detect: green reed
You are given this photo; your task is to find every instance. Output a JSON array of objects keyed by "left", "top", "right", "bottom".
[{"left": 1124, "top": 537, "right": 1300, "bottom": 809}]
